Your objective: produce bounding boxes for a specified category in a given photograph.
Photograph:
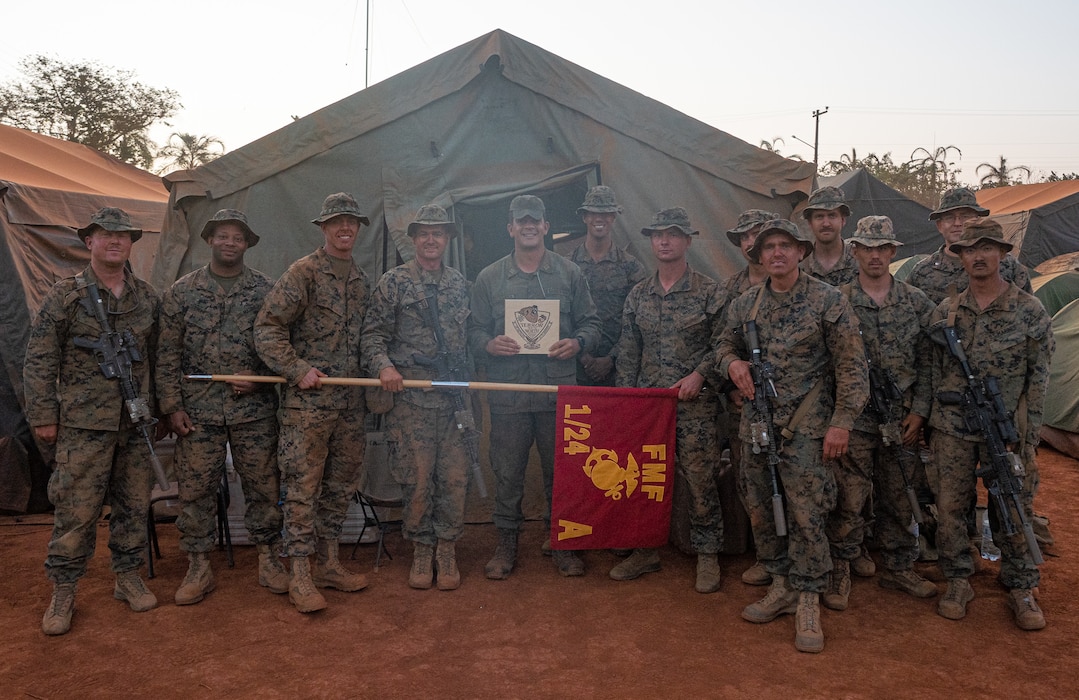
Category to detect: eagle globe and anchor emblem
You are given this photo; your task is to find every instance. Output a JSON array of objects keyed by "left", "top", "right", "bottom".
[
  {"left": 511, "top": 304, "right": 553, "bottom": 350},
  {"left": 582, "top": 447, "right": 640, "bottom": 500}
]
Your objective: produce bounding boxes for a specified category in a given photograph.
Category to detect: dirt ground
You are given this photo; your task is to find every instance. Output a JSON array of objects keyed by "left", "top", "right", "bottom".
[{"left": 2, "top": 447, "right": 1077, "bottom": 700}]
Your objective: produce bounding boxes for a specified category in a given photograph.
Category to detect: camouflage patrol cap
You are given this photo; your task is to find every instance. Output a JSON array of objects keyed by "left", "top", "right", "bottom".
[
  {"left": 311, "top": 192, "right": 370, "bottom": 226},
  {"left": 929, "top": 187, "right": 989, "bottom": 220},
  {"left": 76, "top": 207, "right": 142, "bottom": 243},
  {"left": 407, "top": 204, "right": 458, "bottom": 238},
  {"left": 948, "top": 217, "right": 1013, "bottom": 254},
  {"left": 510, "top": 195, "right": 546, "bottom": 221},
  {"left": 200, "top": 209, "right": 260, "bottom": 246},
  {"left": 748, "top": 218, "right": 815, "bottom": 262},
  {"left": 640, "top": 207, "right": 699, "bottom": 237},
  {"left": 576, "top": 185, "right": 622, "bottom": 215},
  {"left": 802, "top": 186, "right": 851, "bottom": 218},
  {"left": 725, "top": 209, "right": 779, "bottom": 246},
  {"left": 848, "top": 215, "right": 902, "bottom": 248}
]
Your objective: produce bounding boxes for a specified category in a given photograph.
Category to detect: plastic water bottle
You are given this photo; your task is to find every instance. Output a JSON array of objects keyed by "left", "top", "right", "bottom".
[{"left": 980, "top": 508, "right": 1001, "bottom": 561}]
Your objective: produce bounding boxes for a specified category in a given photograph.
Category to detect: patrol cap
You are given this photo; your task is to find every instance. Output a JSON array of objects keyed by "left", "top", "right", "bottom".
[
  {"left": 848, "top": 215, "right": 902, "bottom": 248},
  {"left": 77, "top": 207, "right": 142, "bottom": 243},
  {"left": 312, "top": 192, "right": 370, "bottom": 226},
  {"left": 510, "top": 195, "right": 546, "bottom": 221},
  {"left": 802, "top": 186, "right": 851, "bottom": 218},
  {"left": 948, "top": 217, "right": 1013, "bottom": 254},
  {"left": 749, "top": 218, "right": 814, "bottom": 262},
  {"left": 640, "top": 207, "right": 698, "bottom": 237},
  {"left": 576, "top": 185, "right": 622, "bottom": 215},
  {"left": 929, "top": 187, "right": 989, "bottom": 220},
  {"left": 200, "top": 209, "right": 260, "bottom": 247},
  {"left": 725, "top": 209, "right": 779, "bottom": 246},
  {"left": 407, "top": 204, "right": 458, "bottom": 239}
]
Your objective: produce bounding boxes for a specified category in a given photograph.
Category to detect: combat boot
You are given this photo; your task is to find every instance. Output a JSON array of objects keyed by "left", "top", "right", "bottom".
[
  {"left": 741, "top": 575, "right": 799, "bottom": 623},
  {"left": 552, "top": 549, "right": 585, "bottom": 577},
  {"left": 42, "top": 582, "right": 76, "bottom": 636},
  {"left": 174, "top": 551, "right": 215, "bottom": 605},
  {"left": 937, "top": 578, "right": 974, "bottom": 620},
  {"left": 794, "top": 592, "right": 824, "bottom": 653},
  {"left": 609, "top": 548, "right": 661, "bottom": 581},
  {"left": 409, "top": 543, "right": 434, "bottom": 590},
  {"left": 314, "top": 539, "right": 369, "bottom": 591},
  {"left": 485, "top": 528, "right": 518, "bottom": 580},
  {"left": 114, "top": 570, "right": 157, "bottom": 612},
  {"left": 822, "top": 559, "right": 851, "bottom": 611},
  {"left": 257, "top": 543, "right": 289, "bottom": 594},
  {"left": 289, "top": 557, "right": 327, "bottom": 613},
  {"left": 695, "top": 553, "right": 721, "bottom": 593},
  {"left": 879, "top": 568, "right": 937, "bottom": 598},
  {"left": 436, "top": 539, "right": 461, "bottom": 591},
  {"left": 1007, "top": 588, "right": 1046, "bottom": 631},
  {"left": 741, "top": 560, "right": 772, "bottom": 586},
  {"left": 851, "top": 546, "right": 876, "bottom": 577}
]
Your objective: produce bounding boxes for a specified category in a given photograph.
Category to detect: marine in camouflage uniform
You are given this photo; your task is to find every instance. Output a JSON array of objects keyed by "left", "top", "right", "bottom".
[
  {"left": 799, "top": 186, "right": 859, "bottom": 287},
  {"left": 156, "top": 209, "right": 287, "bottom": 605},
  {"left": 610, "top": 207, "right": 728, "bottom": 593},
  {"left": 361, "top": 205, "right": 471, "bottom": 591},
  {"left": 926, "top": 218, "right": 1053, "bottom": 630},
  {"left": 467, "top": 195, "right": 600, "bottom": 579},
  {"left": 25, "top": 208, "right": 161, "bottom": 635},
  {"left": 567, "top": 186, "right": 647, "bottom": 386},
  {"left": 255, "top": 193, "right": 371, "bottom": 613},
  {"left": 717, "top": 219, "right": 869, "bottom": 653}
]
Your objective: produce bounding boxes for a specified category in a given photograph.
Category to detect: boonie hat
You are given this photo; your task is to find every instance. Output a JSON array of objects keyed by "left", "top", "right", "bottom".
[
  {"left": 803, "top": 186, "right": 851, "bottom": 218},
  {"left": 200, "top": 209, "right": 260, "bottom": 246},
  {"left": 749, "top": 218, "right": 814, "bottom": 262},
  {"left": 725, "top": 209, "right": 779, "bottom": 246},
  {"left": 407, "top": 204, "right": 458, "bottom": 238},
  {"left": 510, "top": 195, "right": 546, "bottom": 221},
  {"left": 948, "top": 217, "right": 1013, "bottom": 254},
  {"left": 848, "top": 215, "right": 902, "bottom": 248},
  {"left": 640, "top": 207, "right": 698, "bottom": 237},
  {"left": 77, "top": 207, "right": 142, "bottom": 243},
  {"left": 929, "top": 187, "right": 989, "bottom": 221},
  {"left": 576, "top": 185, "right": 622, "bottom": 215},
  {"left": 312, "top": 192, "right": 370, "bottom": 226}
]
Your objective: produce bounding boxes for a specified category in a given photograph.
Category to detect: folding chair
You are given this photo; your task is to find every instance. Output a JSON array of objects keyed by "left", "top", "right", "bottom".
[{"left": 349, "top": 424, "right": 402, "bottom": 568}]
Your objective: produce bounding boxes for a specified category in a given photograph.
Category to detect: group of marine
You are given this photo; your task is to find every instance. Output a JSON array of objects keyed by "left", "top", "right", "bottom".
[{"left": 25, "top": 182, "right": 1052, "bottom": 653}]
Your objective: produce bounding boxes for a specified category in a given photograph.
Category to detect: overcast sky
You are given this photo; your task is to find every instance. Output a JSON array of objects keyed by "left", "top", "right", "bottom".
[{"left": 4, "top": 0, "right": 1078, "bottom": 183}]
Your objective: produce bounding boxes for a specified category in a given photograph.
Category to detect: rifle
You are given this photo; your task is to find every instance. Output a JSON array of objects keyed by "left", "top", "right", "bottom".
[
  {"left": 743, "top": 320, "right": 786, "bottom": 537},
  {"left": 938, "top": 326, "right": 1043, "bottom": 564},
  {"left": 412, "top": 284, "right": 488, "bottom": 498},
  {"left": 72, "top": 280, "right": 170, "bottom": 491}
]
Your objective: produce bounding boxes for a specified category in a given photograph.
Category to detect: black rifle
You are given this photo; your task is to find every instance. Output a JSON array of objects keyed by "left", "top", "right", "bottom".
[
  {"left": 73, "top": 281, "right": 169, "bottom": 491},
  {"left": 938, "top": 326, "right": 1043, "bottom": 564},
  {"left": 743, "top": 320, "right": 786, "bottom": 536},
  {"left": 412, "top": 285, "right": 487, "bottom": 498},
  {"left": 863, "top": 342, "right": 923, "bottom": 525}
]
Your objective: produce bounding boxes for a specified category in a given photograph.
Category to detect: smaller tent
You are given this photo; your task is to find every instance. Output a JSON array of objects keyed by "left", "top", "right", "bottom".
[
  {"left": 1031, "top": 271, "right": 1079, "bottom": 318},
  {"left": 976, "top": 181, "right": 1079, "bottom": 269},
  {"left": 1042, "top": 298, "right": 1079, "bottom": 459}
]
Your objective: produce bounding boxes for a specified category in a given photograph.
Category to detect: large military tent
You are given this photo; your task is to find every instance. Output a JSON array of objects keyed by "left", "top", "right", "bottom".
[
  {"left": 0, "top": 123, "right": 167, "bottom": 513},
  {"left": 152, "top": 29, "right": 815, "bottom": 290},
  {"left": 976, "top": 181, "right": 1079, "bottom": 269}
]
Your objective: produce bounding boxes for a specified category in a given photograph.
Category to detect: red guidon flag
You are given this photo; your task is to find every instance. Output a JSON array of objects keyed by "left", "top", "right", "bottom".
[{"left": 551, "top": 386, "right": 678, "bottom": 550}]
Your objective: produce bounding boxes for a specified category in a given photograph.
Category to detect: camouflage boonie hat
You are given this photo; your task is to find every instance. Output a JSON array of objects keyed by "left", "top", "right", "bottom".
[
  {"left": 948, "top": 217, "right": 1013, "bottom": 254},
  {"left": 929, "top": 187, "right": 989, "bottom": 220},
  {"left": 76, "top": 207, "right": 142, "bottom": 242},
  {"left": 802, "top": 186, "right": 851, "bottom": 218},
  {"left": 311, "top": 192, "right": 370, "bottom": 225},
  {"left": 640, "top": 207, "right": 698, "bottom": 237},
  {"left": 510, "top": 194, "right": 545, "bottom": 220},
  {"left": 725, "top": 209, "right": 779, "bottom": 246},
  {"left": 200, "top": 209, "right": 260, "bottom": 246},
  {"left": 848, "top": 215, "right": 902, "bottom": 248},
  {"left": 576, "top": 185, "right": 622, "bottom": 215},
  {"left": 749, "top": 218, "right": 814, "bottom": 262},
  {"left": 407, "top": 204, "right": 458, "bottom": 238}
]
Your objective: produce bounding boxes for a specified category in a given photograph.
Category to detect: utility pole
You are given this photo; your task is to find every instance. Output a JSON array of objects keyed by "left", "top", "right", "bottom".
[
  {"left": 364, "top": 0, "right": 371, "bottom": 88},
  {"left": 811, "top": 106, "right": 829, "bottom": 170}
]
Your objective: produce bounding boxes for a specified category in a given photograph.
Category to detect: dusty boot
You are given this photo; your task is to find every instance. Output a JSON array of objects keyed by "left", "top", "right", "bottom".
[
  {"left": 794, "top": 592, "right": 825, "bottom": 653},
  {"left": 1007, "top": 588, "right": 1046, "bottom": 631},
  {"left": 879, "top": 568, "right": 937, "bottom": 598},
  {"left": 937, "top": 578, "right": 974, "bottom": 620},
  {"left": 257, "top": 543, "right": 289, "bottom": 594},
  {"left": 552, "top": 549, "right": 585, "bottom": 577},
  {"left": 174, "top": 551, "right": 215, "bottom": 605},
  {"left": 42, "top": 582, "right": 76, "bottom": 636},
  {"left": 436, "top": 540, "right": 461, "bottom": 591},
  {"left": 851, "top": 546, "right": 877, "bottom": 577},
  {"left": 822, "top": 559, "right": 851, "bottom": 611},
  {"left": 114, "top": 570, "right": 157, "bottom": 612},
  {"left": 741, "top": 575, "right": 799, "bottom": 623},
  {"left": 695, "top": 554, "right": 721, "bottom": 593},
  {"left": 289, "top": 557, "right": 327, "bottom": 613},
  {"left": 409, "top": 543, "right": 435, "bottom": 590},
  {"left": 609, "top": 548, "right": 661, "bottom": 581},
  {"left": 485, "top": 528, "right": 518, "bottom": 580},
  {"left": 741, "top": 560, "right": 772, "bottom": 586},
  {"left": 314, "top": 539, "right": 369, "bottom": 592}
]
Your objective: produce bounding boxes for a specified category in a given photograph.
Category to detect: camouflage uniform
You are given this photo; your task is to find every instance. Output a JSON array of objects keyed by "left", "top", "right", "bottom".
[
  {"left": 157, "top": 265, "right": 282, "bottom": 552},
  {"left": 616, "top": 267, "right": 728, "bottom": 553},
  {"left": 361, "top": 259, "right": 471, "bottom": 545},
  {"left": 24, "top": 266, "right": 160, "bottom": 583},
  {"left": 800, "top": 245, "right": 859, "bottom": 287},
  {"left": 906, "top": 246, "right": 1033, "bottom": 305},
  {"left": 927, "top": 284, "right": 1053, "bottom": 589},
  {"left": 717, "top": 273, "right": 869, "bottom": 592},
  {"left": 254, "top": 248, "right": 369, "bottom": 557}
]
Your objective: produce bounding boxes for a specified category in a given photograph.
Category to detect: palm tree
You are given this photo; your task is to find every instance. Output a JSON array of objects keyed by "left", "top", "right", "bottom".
[
  {"left": 910, "top": 145, "right": 961, "bottom": 193},
  {"left": 977, "top": 156, "right": 1031, "bottom": 189},
  {"left": 759, "top": 137, "right": 785, "bottom": 154},
  {"left": 157, "top": 132, "right": 225, "bottom": 172}
]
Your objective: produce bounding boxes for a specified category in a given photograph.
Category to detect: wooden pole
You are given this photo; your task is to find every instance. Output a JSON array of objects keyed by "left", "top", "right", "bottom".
[{"left": 185, "top": 374, "right": 560, "bottom": 394}]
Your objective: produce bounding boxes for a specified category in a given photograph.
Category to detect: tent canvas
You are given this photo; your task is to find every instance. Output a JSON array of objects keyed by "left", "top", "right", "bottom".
[{"left": 976, "top": 181, "right": 1079, "bottom": 269}]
